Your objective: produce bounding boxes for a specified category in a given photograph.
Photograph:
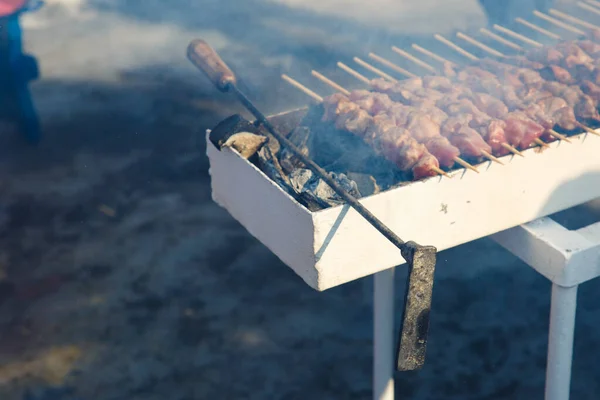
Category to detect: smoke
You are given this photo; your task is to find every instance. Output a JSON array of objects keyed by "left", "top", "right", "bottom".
[{"left": 266, "top": 0, "right": 486, "bottom": 35}]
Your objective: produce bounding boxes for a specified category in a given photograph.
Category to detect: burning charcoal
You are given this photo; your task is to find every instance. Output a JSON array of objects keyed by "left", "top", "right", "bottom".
[
  {"left": 257, "top": 144, "right": 294, "bottom": 193},
  {"left": 209, "top": 114, "right": 258, "bottom": 150},
  {"left": 288, "top": 169, "right": 361, "bottom": 210},
  {"left": 279, "top": 127, "right": 311, "bottom": 174},
  {"left": 346, "top": 172, "right": 380, "bottom": 197},
  {"left": 222, "top": 132, "right": 268, "bottom": 159}
]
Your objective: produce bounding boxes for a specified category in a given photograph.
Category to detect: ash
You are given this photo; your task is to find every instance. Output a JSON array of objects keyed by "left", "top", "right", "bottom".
[{"left": 0, "top": 1, "right": 598, "bottom": 400}]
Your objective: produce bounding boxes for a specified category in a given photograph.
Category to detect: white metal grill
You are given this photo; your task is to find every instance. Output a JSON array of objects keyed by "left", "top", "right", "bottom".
[{"left": 205, "top": 4, "right": 600, "bottom": 400}]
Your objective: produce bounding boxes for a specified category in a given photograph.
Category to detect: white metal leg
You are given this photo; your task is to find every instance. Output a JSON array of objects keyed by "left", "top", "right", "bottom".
[
  {"left": 374, "top": 267, "right": 395, "bottom": 400},
  {"left": 545, "top": 284, "right": 578, "bottom": 400},
  {"left": 492, "top": 216, "right": 600, "bottom": 400}
]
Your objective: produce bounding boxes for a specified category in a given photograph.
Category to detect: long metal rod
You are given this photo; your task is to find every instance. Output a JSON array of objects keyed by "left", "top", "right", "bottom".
[
  {"left": 228, "top": 84, "right": 408, "bottom": 250},
  {"left": 374, "top": 268, "right": 396, "bottom": 400},
  {"left": 545, "top": 284, "right": 578, "bottom": 400}
]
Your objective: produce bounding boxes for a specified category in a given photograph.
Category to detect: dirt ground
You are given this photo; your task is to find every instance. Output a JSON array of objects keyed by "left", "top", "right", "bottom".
[{"left": 0, "top": 1, "right": 599, "bottom": 399}]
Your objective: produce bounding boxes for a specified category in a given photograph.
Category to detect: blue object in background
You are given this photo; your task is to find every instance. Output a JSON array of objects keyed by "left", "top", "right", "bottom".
[{"left": 0, "top": 0, "right": 43, "bottom": 143}]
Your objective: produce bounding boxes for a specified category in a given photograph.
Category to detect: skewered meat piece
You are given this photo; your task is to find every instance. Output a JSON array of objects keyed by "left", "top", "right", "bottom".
[
  {"left": 577, "top": 40, "right": 600, "bottom": 56},
  {"left": 449, "top": 64, "right": 583, "bottom": 131},
  {"left": 441, "top": 115, "right": 492, "bottom": 157},
  {"left": 590, "top": 28, "right": 600, "bottom": 43},
  {"left": 540, "top": 82, "right": 599, "bottom": 121},
  {"left": 364, "top": 114, "right": 426, "bottom": 171},
  {"left": 350, "top": 90, "right": 460, "bottom": 167},
  {"left": 321, "top": 93, "right": 440, "bottom": 179},
  {"left": 582, "top": 80, "right": 600, "bottom": 103},
  {"left": 535, "top": 43, "right": 594, "bottom": 70},
  {"left": 419, "top": 72, "right": 548, "bottom": 149},
  {"left": 370, "top": 78, "right": 511, "bottom": 155},
  {"left": 503, "top": 112, "right": 545, "bottom": 148}
]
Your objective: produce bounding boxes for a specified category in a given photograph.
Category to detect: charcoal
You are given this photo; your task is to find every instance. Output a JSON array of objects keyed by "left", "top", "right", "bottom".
[
  {"left": 288, "top": 169, "right": 361, "bottom": 210},
  {"left": 222, "top": 132, "right": 268, "bottom": 159},
  {"left": 209, "top": 114, "right": 258, "bottom": 150},
  {"left": 280, "top": 127, "right": 311, "bottom": 174},
  {"left": 346, "top": 172, "right": 380, "bottom": 197},
  {"left": 257, "top": 144, "right": 294, "bottom": 194}
]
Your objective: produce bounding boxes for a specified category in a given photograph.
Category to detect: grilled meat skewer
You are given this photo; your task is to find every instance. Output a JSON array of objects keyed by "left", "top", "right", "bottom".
[{"left": 322, "top": 93, "right": 442, "bottom": 179}]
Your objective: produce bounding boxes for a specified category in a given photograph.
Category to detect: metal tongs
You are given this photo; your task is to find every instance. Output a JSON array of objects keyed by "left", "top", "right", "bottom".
[{"left": 186, "top": 38, "right": 438, "bottom": 371}]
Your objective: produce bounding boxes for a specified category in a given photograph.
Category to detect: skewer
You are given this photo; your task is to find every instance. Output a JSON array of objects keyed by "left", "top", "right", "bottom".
[
  {"left": 479, "top": 28, "right": 524, "bottom": 51},
  {"left": 584, "top": 0, "right": 600, "bottom": 9},
  {"left": 576, "top": 122, "right": 600, "bottom": 136},
  {"left": 456, "top": 32, "right": 505, "bottom": 57},
  {"left": 453, "top": 157, "right": 480, "bottom": 172},
  {"left": 493, "top": 24, "right": 544, "bottom": 47},
  {"left": 391, "top": 46, "right": 437, "bottom": 73},
  {"left": 281, "top": 74, "right": 323, "bottom": 102},
  {"left": 434, "top": 34, "right": 479, "bottom": 60},
  {"left": 501, "top": 143, "right": 525, "bottom": 157},
  {"left": 337, "top": 62, "right": 370, "bottom": 84},
  {"left": 532, "top": 10, "right": 587, "bottom": 35},
  {"left": 368, "top": 53, "right": 417, "bottom": 78},
  {"left": 480, "top": 150, "right": 504, "bottom": 165},
  {"left": 430, "top": 39, "right": 578, "bottom": 146},
  {"left": 548, "top": 129, "right": 572, "bottom": 143},
  {"left": 362, "top": 50, "right": 524, "bottom": 158},
  {"left": 354, "top": 57, "right": 398, "bottom": 82},
  {"left": 577, "top": 2, "right": 600, "bottom": 17},
  {"left": 401, "top": 45, "right": 568, "bottom": 150},
  {"left": 286, "top": 72, "right": 451, "bottom": 178},
  {"left": 311, "top": 70, "right": 350, "bottom": 95},
  {"left": 358, "top": 55, "right": 507, "bottom": 165},
  {"left": 534, "top": 138, "right": 550, "bottom": 148},
  {"left": 549, "top": 9, "right": 600, "bottom": 30},
  {"left": 515, "top": 17, "right": 562, "bottom": 40},
  {"left": 411, "top": 44, "right": 456, "bottom": 66},
  {"left": 339, "top": 62, "right": 496, "bottom": 170}
]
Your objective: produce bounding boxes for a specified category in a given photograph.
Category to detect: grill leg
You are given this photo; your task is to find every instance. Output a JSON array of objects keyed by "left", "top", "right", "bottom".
[
  {"left": 545, "top": 284, "right": 578, "bottom": 400},
  {"left": 374, "top": 267, "right": 395, "bottom": 400}
]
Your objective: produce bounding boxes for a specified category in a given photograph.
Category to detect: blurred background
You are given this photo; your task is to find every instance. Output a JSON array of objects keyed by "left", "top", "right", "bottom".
[{"left": 0, "top": 0, "right": 599, "bottom": 399}]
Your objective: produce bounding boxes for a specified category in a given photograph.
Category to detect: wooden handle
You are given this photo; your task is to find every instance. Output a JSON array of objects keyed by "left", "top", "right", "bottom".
[{"left": 187, "top": 39, "right": 236, "bottom": 91}]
